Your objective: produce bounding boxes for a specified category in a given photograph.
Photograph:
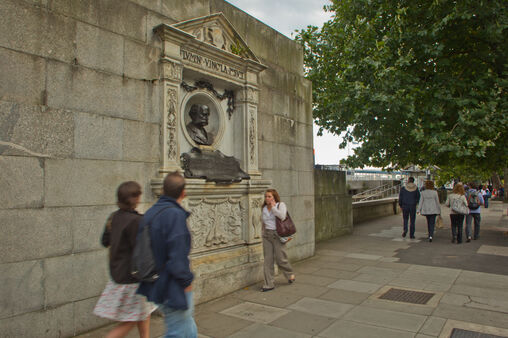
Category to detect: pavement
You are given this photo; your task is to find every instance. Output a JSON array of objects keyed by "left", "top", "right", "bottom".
[{"left": 79, "top": 201, "right": 508, "bottom": 338}]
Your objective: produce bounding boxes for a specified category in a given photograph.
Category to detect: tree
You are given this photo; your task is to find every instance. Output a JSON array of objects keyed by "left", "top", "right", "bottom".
[{"left": 296, "top": 0, "right": 507, "bottom": 176}]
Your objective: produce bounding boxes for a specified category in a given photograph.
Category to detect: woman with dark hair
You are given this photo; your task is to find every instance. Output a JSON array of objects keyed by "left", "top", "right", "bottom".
[
  {"left": 93, "top": 181, "right": 156, "bottom": 338},
  {"left": 260, "top": 188, "right": 295, "bottom": 292},
  {"left": 445, "top": 183, "right": 468, "bottom": 243},
  {"left": 417, "top": 180, "right": 441, "bottom": 242}
]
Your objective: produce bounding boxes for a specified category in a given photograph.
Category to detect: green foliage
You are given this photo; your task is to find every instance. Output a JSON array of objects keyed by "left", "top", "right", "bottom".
[{"left": 296, "top": 0, "right": 508, "bottom": 177}]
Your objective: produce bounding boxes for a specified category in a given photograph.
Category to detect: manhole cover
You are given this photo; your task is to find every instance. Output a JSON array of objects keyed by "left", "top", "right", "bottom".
[
  {"left": 450, "top": 328, "right": 508, "bottom": 338},
  {"left": 378, "top": 288, "right": 435, "bottom": 305}
]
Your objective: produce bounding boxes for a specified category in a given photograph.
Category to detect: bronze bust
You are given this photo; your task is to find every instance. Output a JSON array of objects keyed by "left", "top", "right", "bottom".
[{"left": 186, "top": 104, "right": 214, "bottom": 146}]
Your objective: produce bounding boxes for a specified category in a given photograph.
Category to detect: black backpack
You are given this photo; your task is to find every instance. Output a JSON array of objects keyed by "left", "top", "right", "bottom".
[
  {"left": 131, "top": 206, "right": 173, "bottom": 282},
  {"left": 467, "top": 191, "right": 480, "bottom": 210}
]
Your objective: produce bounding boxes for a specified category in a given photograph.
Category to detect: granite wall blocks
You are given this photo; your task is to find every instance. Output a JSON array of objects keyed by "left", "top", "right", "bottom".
[
  {"left": 0, "top": 207, "right": 73, "bottom": 263},
  {"left": 44, "top": 250, "right": 109, "bottom": 306},
  {"left": 0, "top": 302, "right": 74, "bottom": 338},
  {"left": 44, "top": 159, "right": 156, "bottom": 207},
  {"left": 0, "top": 102, "right": 74, "bottom": 158},
  {"left": 122, "top": 120, "right": 160, "bottom": 162},
  {"left": 0, "top": 0, "right": 76, "bottom": 63},
  {"left": 97, "top": 0, "right": 147, "bottom": 42},
  {"left": 46, "top": 61, "right": 147, "bottom": 121},
  {"left": 72, "top": 205, "right": 117, "bottom": 253},
  {"left": 73, "top": 296, "right": 111, "bottom": 335},
  {"left": 0, "top": 48, "right": 45, "bottom": 106},
  {"left": 162, "top": 0, "right": 210, "bottom": 23},
  {"left": 0, "top": 156, "right": 44, "bottom": 210},
  {"left": 76, "top": 22, "right": 124, "bottom": 75},
  {"left": 0, "top": 260, "right": 44, "bottom": 318},
  {"left": 74, "top": 112, "right": 123, "bottom": 160},
  {"left": 123, "top": 39, "right": 159, "bottom": 80},
  {"left": 258, "top": 140, "right": 274, "bottom": 170},
  {"left": 48, "top": 0, "right": 101, "bottom": 27}
]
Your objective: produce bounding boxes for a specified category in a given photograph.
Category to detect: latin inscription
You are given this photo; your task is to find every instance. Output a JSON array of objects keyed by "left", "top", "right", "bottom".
[{"left": 182, "top": 50, "right": 245, "bottom": 80}]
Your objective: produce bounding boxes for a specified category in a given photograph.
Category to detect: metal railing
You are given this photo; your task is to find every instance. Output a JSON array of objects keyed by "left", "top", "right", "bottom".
[{"left": 352, "top": 182, "right": 401, "bottom": 202}]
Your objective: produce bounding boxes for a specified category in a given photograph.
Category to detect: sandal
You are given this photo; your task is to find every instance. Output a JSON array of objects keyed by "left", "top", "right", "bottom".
[{"left": 288, "top": 275, "right": 296, "bottom": 284}]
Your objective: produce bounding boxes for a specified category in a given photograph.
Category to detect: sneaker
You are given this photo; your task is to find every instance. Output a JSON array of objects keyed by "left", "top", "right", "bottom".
[
  {"left": 429, "top": 237, "right": 433, "bottom": 242},
  {"left": 402, "top": 232, "right": 407, "bottom": 238},
  {"left": 451, "top": 238, "right": 456, "bottom": 243},
  {"left": 466, "top": 237, "right": 471, "bottom": 242}
]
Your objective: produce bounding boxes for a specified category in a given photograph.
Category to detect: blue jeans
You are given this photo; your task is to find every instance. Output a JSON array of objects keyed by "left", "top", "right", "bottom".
[
  {"left": 160, "top": 291, "right": 197, "bottom": 338},
  {"left": 402, "top": 206, "right": 416, "bottom": 237},
  {"left": 465, "top": 213, "right": 481, "bottom": 239},
  {"left": 425, "top": 214, "right": 437, "bottom": 238}
]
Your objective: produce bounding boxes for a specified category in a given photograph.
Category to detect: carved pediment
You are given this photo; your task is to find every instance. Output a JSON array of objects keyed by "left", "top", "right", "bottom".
[{"left": 172, "top": 13, "right": 260, "bottom": 62}]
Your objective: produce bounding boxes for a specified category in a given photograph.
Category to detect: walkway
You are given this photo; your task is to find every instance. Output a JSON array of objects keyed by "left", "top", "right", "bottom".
[{"left": 79, "top": 201, "right": 508, "bottom": 338}]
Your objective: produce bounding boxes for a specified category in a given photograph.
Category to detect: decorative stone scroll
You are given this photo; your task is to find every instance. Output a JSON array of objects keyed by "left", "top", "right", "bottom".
[
  {"left": 248, "top": 108, "right": 257, "bottom": 165},
  {"left": 187, "top": 197, "right": 244, "bottom": 250},
  {"left": 166, "top": 86, "right": 178, "bottom": 161}
]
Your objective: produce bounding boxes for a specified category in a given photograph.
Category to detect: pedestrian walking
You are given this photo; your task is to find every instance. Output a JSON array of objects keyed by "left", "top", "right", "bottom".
[
  {"left": 465, "top": 182, "right": 484, "bottom": 242},
  {"left": 417, "top": 180, "right": 441, "bottom": 242},
  {"left": 445, "top": 183, "right": 468, "bottom": 244},
  {"left": 93, "top": 181, "right": 156, "bottom": 338},
  {"left": 137, "top": 172, "right": 197, "bottom": 338},
  {"left": 260, "top": 188, "right": 296, "bottom": 292},
  {"left": 398, "top": 177, "right": 421, "bottom": 239}
]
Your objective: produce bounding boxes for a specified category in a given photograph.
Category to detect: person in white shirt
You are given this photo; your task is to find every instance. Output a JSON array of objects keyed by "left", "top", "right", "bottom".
[{"left": 260, "top": 189, "right": 295, "bottom": 292}]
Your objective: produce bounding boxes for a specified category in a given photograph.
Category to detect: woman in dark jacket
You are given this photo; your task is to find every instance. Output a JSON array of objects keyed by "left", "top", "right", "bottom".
[{"left": 93, "top": 181, "right": 156, "bottom": 338}]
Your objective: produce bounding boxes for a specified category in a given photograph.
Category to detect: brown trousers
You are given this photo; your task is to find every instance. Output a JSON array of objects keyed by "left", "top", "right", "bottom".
[{"left": 262, "top": 229, "right": 293, "bottom": 288}]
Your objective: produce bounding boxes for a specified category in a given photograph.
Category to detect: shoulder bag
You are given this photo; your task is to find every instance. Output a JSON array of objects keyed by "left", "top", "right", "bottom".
[
  {"left": 451, "top": 197, "right": 469, "bottom": 215},
  {"left": 275, "top": 212, "right": 296, "bottom": 237}
]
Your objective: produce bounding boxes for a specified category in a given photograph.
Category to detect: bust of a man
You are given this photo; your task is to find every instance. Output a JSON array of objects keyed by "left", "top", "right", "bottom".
[{"left": 186, "top": 104, "right": 214, "bottom": 146}]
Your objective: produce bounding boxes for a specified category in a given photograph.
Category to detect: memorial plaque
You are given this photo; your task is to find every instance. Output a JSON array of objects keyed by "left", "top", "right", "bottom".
[{"left": 181, "top": 148, "right": 250, "bottom": 183}]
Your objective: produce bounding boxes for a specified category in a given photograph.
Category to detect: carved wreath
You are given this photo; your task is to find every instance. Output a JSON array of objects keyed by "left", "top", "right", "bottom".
[{"left": 181, "top": 80, "right": 235, "bottom": 119}]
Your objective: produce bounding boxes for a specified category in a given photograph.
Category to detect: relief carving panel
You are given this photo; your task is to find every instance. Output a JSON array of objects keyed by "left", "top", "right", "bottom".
[
  {"left": 250, "top": 196, "right": 264, "bottom": 239},
  {"left": 166, "top": 86, "right": 178, "bottom": 161},
  {"left": 187, "top": 197, "right": 244, "bottom": 250}
]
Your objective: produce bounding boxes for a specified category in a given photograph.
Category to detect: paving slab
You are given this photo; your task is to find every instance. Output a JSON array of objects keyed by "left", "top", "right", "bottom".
[
  {"left": 227, "top": 323, "right": 311, "bottom": 338},
  {"left": 419, "top": 316, "right": 447, "bottom": 336},
  {"left": 219, "top": 302, "right": 290, "bottom": 324},
  {"left": 342, "top": 306, "right": 427, "bottom": 332},
  {"left": 477, "top": 245, "right": 508, "bottom": 257},
  {"left": 317, "top": 319, "right": 415, "bottom": 338},
  {"left": 328, "top": 279, "right": 382, "bottom": 293},
  {"left": 287, "top": 297, "right": 354, "bottom": 318},
  {"left": 318, "top": 289, "right": 371, "bottom": 305},
  {"left": 269, "top": 310, "right": 335, "bottom": 335}
]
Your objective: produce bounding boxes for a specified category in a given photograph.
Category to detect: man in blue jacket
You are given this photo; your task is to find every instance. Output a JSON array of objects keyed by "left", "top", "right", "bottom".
[
  {"left": 137, "top": 172, "right": 196, "bottom": 337},
  {"left": 398, "top": 177, "right": 421, "bottom": 239}
]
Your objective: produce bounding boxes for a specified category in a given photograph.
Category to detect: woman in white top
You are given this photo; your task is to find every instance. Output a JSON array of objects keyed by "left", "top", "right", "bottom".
[
  {"left": 417, "top": 180, "right": 441, "bottom": 242},
  {"left": 261, "top": 189, "right": 295, "bottom": 292},
  {"left": 445, "top": 183, "right": 468, "bottom": 244}
]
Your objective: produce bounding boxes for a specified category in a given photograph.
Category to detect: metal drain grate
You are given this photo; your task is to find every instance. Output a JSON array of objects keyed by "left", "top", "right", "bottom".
[
  {"left": 450, "top": 328, "right": 508, "bottom": 338},
  {"left": 378, "top": 288, "right": 435, "bottom": 305}
]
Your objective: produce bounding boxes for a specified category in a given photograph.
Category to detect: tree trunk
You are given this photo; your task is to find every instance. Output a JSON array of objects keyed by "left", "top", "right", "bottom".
[{"left": 492, "top": 172, "right": 502, "bottom": 190}]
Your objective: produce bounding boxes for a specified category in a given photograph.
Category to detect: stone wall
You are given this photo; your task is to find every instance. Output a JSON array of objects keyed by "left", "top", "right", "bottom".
[
  {"left": 0, "top": 0, "right": 313, "bottom": 336},
  {"left": 353, "top": 198, "right": 400, "bottom": 225},
  {"left": 314, "top": 170, "right": 353, "bottom": 241}
]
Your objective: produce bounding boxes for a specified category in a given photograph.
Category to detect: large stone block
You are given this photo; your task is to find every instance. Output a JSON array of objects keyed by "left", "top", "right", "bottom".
[
  {"left": 274, "top": 115, "right": 297, "bottom": 146},
  {"left": 161, "top": 0, "right": 210, "bottom": 21},
  {"left": 123, "top": 39, "right": 159, "bottom": 80},
  {"left": 44, "top": 250, "right": 109, "bottom": 306},
  {"left": 72, "top": 206, "right": 117, "bottom": 253},
  {"left": 0, "top": 0, "right": 76, "bottom": 63},
  {"left": 122, "top": 120, "right": 159, "bottom": 163},
  {"left": 0, "top": 102, "right": 74, "bottom": 158},
  {"left": 47, "top": 61, "right": 146, "bottom": 121},
  {"left": 295, "top": 121, "right": 313, "bottom": 149},
  {"left": 145, "top": 81, "right": 162, "bottom": 124},
  {"left": 298, "top": 170, "right": 315, "bottom": 196},
  {"left": 73, "top": 296, "right": 111, "bottom": 335},
  {"left": 44, "top": 158, "right": 156, "bottom": 207},
  {"left": 0, "top": 207, "right": 72, "bottom": 263},
  {"left": 294, "top": 146, "right": 314, "bottom": 172},
  {"left": 0, "top": 156, "right": 43, "bottom": 210},
  {"left": 129, "top": 0, "right": 161, "bottom": 13},
  {"left": 0, "top": 48, "right": 45, "bottom": 106},
  {"left": 257, "top": 112, "right": 275, "bottom": 143},
  {"left": 48, "top": 0, "right": 101, "bottom": 26},
  {"left": 274, "top": 143, "right": 291, "bottom": 170},
  {"left": 0, "top": 260, "right": 44, "bottom": 318},
  {"left": 74, "top": 112, "right": 123, "bottom": 160},
  {"left": 146, "top": 11, "right": 178, "bottom": 49},
  {"left": 0, "top": 302, "right": 74, "bottom": 338},
  {"left": 76, "top": 22, "right": 124, "bottom": 75},
  {"left": 258, "top": 140, "right": 274, "bottom": 170},
  {"left": 96, "top": 0, "right": 147, "bottom": 42}
]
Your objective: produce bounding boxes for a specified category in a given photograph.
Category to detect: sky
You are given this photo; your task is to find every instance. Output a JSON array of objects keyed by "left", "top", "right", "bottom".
[{"left": 225, "top": 0, "right": 353, "bottom": 165}]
